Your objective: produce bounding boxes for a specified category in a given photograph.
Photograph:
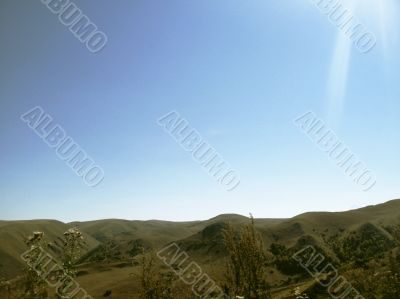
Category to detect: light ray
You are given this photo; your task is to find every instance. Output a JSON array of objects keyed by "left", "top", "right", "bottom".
[
  {"left": 377, "top": 0, "right": 400, "bottom": 61},
  {"left": 325, "top": 0, "right": 399, "bottom": 124},
  {"left": 326, "top": 32, "right": 352, "bottom": 126},
  {"left": 325, "top": 0, "right": 357, "bottom": 125}
]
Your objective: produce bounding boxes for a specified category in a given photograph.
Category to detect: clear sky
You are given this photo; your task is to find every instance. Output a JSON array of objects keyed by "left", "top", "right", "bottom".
[{"left": 1, "top": 0, "right": 399, "bottom": 222}]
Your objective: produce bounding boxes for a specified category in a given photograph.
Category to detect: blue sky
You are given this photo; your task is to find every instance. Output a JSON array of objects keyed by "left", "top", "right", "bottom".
[{"left": 1, "top": 0, "right": 399, "bottom": 221}]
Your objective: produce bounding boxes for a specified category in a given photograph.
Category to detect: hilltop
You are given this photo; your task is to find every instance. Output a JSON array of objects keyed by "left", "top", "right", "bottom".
[{"left": 1, "top": 199, "right": 400, "bottom": 298}]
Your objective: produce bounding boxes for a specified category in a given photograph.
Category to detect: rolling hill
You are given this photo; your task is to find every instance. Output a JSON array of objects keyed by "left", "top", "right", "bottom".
[
  {"left": 0, "top": 220, "right": 99, "bottom": 279},
  {"left": 1, "top": 199, "right": 400, "bottom": 298}
]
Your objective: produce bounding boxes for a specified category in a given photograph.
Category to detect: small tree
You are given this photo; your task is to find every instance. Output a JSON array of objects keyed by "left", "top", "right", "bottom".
[
  {"left": 22, "top": 232, "right": 48, "bottom": 299},
  {"left": 0, "top": 276, "right": 11, "bottom": 299},
  {"left": 138, "top": 252, "right": 175, "bottom": 299},
  {"left": 378, "top": 223, "right": 400, "bottom": 298},
  {"left": 377, "top": 221, "right": 400, "bottom": 298},
  {"left": 222, "top": 215, "right": 271, "bottom": 299},
  {"left": 347, "top": 220, "right": 400, "bottom": 298}
]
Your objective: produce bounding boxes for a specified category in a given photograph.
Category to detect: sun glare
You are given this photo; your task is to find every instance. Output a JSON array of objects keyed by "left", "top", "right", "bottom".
[{"left": 326, "top": 0, "right": 399, "bottom": 124}]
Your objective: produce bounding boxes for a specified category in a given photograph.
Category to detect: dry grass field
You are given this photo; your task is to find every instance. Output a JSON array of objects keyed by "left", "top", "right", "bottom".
[{"left": 1, "top": 199, "right": 400, "bottom": 298}]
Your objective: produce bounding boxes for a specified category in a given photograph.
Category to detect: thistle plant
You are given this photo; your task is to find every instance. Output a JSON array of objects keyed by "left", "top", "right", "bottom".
[
  {"left": 56, "top": 227, "right": 86, "bottom": 277},
  {"left": 293, "top": 287, "right": 309, "bottom": 299}
]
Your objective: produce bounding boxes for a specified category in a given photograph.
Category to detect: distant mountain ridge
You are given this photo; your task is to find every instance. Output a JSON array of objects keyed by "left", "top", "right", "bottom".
[{"left": 1, "top": 198, "right": 399, "bottom": 281}]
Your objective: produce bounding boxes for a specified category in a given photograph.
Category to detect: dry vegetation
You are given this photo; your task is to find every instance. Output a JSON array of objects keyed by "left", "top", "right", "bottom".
[{"left": 1, "top": 199, "right": 400, "bottom": 298}]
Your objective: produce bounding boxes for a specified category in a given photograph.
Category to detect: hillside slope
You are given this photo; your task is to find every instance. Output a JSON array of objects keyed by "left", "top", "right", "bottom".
[
  {"left": 0, "top": 220, "right": 99, "bottom": 278},
  {"left": 1, "top": 198, "right": 399, "bottom": 286}
]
